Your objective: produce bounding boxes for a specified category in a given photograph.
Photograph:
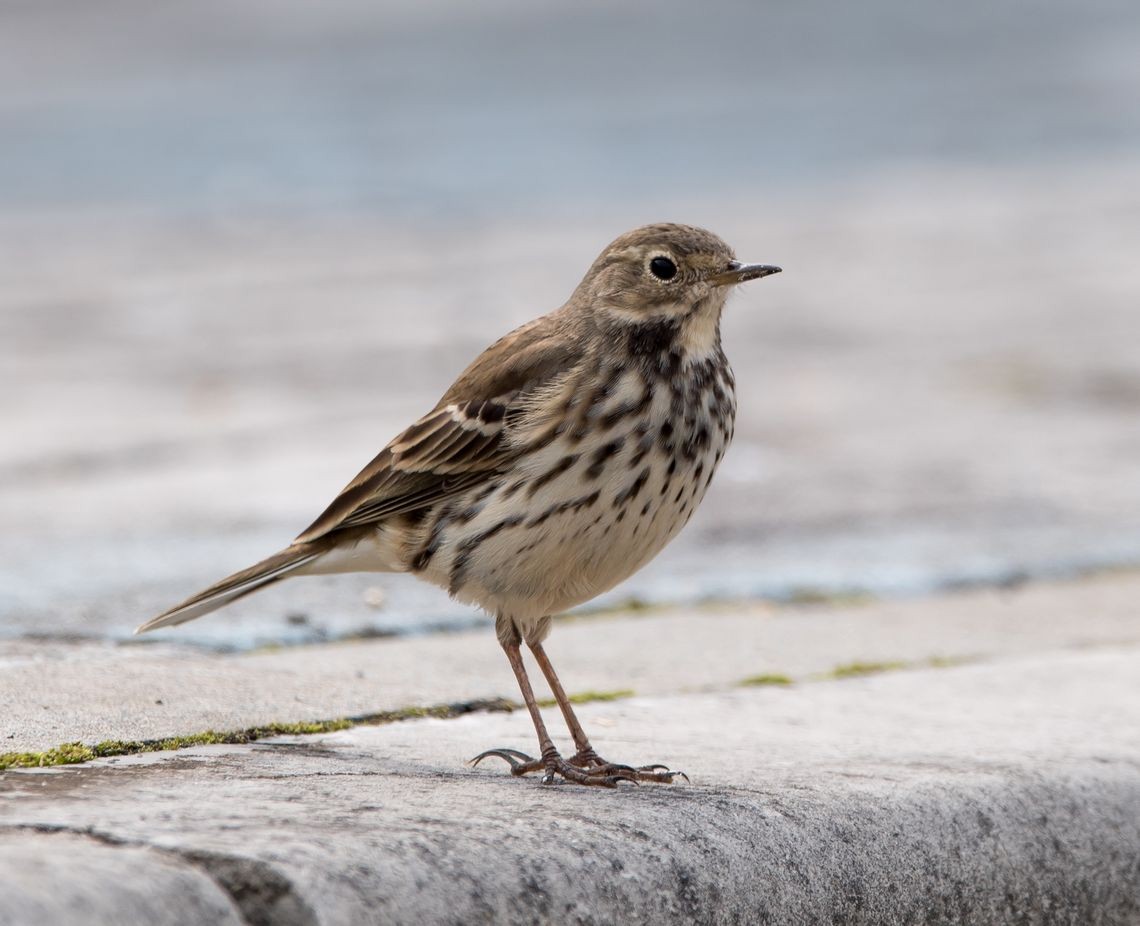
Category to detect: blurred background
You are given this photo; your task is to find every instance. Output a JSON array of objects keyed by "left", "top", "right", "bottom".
[{"left": 2, "top": 0, "right": 1138, "bottom": 648}]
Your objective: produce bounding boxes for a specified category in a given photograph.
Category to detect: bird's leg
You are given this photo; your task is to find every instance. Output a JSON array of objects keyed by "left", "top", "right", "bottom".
[
  {"left": 526, "top": 641, "right": 598, "bottom": 760},
  {"left": 527, "top": 641, "right": 686, "bottom": 784},
  {"left": 470, "top": 641, "right": 638, "bottom": 787}
]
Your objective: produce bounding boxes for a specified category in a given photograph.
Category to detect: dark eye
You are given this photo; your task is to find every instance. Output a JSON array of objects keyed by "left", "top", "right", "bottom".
[{"left": 649, "top": 256, "right": 677, "bottom": 281}]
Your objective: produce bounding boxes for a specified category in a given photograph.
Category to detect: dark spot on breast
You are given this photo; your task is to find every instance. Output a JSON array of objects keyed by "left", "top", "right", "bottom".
[
  {"left": 600, "top": 383, "right": 653, "bottom": 430},
  {"left": 502, "top": 478, "right": 527, "bottom": 500},
  {"left": 411, "top": 501, "right": 460, "bottom": 571},
  {"left": 613, "top": 466, "right": 651, "bottom": 508},
  {"left": 629, "top": 426, "right": 655, "bottom": 467},
  {"left": 448, "top": 515, "right": 524, "bottom": 594},
  {"left": 682, "top": 426, "right": 710, "bottom": 461},
  {"left": 626, "top": 319, "right": 680, "bottom": 357},
  {"left": 452, "top": 504, "right": 480, "bottom": 525},
  {"left": 526, "top": 490, "right": 601, "bottom": 528},
  {"left": 585, "top": 436, "right": 625, "bottom": 480},
  {"left": 472, "top": 482, "right": 497, "bottom": 503},
  {"left": 527, "top": 454, "right": 580, "bottom": 496}
]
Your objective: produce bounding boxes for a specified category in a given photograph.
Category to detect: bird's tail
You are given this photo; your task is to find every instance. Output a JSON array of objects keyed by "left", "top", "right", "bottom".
[{"left": 136, "top": 543, "right": 324, "bottom": 634}]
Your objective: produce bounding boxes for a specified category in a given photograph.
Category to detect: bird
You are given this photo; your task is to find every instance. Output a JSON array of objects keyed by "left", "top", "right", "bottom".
[{"left": 139, "top": 223, "right": 780, "bottom": 786}]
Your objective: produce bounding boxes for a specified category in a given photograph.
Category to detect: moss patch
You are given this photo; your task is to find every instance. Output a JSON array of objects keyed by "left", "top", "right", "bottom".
[
  {"left": 822, "top": 660, "right": 910, "bottom": 680},
  {"left": 0, "top": 692, "right": 641, "bottom": 773},
  {"left": 738, "top": 673, "right": 794, "bottom": 687},
  {"left": 536, "top": 689, "right": 634, "bottom": 708},
  {"left": 784, "top": 587, "right": 875, "bottom": 608},
  {"left": 0, "top": 697, "right": 518, "bottom": 773},
  {"left": 926, "top": 654, "right": 973, "bottom": 669}
]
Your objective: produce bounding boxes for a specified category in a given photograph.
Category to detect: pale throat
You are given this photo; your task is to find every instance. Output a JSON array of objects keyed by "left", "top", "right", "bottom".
[{"left": 676, "top": 300, "right": 725, "bottom": 359}]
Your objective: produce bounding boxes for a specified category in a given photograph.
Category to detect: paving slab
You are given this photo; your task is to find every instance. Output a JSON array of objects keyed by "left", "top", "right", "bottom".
[
  {"left": 2, "top": 649, "right": 1138, "bottom": 925},
  {"left": 0, "top": 831, "right": 245, "bottom": 926},
  {"left": 3, "top": 571, "right": 1139, "bottom": 752}
]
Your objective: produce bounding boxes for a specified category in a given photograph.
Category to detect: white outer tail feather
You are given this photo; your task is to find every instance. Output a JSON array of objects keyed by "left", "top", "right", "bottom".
[{"left": 135, "top": 548, "right": 322, "bottom": 634}]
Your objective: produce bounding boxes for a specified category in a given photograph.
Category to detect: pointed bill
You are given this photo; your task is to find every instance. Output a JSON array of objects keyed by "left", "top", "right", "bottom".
[{"left": 708, "top": 261, "right": 782, "bottom": 286}]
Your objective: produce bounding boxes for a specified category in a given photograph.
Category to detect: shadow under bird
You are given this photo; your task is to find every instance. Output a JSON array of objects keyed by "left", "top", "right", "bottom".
[{"left": 141, "top": 223, "right": 781, "bottom": 786}]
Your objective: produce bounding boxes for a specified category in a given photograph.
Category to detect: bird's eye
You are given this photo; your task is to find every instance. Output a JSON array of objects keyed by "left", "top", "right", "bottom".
[{"left": 649, "top": 256, "right": 678, "bottom": 281}]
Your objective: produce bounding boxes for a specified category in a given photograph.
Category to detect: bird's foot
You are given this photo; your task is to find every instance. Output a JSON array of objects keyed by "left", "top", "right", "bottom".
[
  {"left": 470, "top": 746, "right": 686, "bottom": 786},
  {"left": 568, "top": 747, "right": 688, "bottom": 784},
  {"left": 470, "top": 747, "right": 638, "bottom": 787}
]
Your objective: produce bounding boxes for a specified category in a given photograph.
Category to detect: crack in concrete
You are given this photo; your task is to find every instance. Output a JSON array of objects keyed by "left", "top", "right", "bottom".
[
  {"left": 2, "top": 822, "right": 315, "bottom": 926},
  {"left": 0, "top": 696, "right": 520, "bottom": 772},
  {"left": 177, "top": 850, "right": 317, "bottom": 926}
]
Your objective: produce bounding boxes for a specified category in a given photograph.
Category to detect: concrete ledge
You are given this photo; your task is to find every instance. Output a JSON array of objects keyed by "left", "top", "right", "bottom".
[
  {"left": 2, "top": 649, "right": 1138, "bottom": 925},
  {"left": 0, "top": 831, "right": 245, "bottom": 926},
  {"left": 5, "top": 572, "right": 1140, "bottom": 753}
]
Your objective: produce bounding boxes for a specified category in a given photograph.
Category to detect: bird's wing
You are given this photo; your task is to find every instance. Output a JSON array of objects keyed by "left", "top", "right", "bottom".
[{"left": 294, "top": 313, "right": 581, "bottom": 543}]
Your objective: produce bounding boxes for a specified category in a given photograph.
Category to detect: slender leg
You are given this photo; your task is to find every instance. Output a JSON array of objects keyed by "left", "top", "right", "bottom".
[
  {"left": 503, "top": 642, "right": 559, "bottom": 781},
  {"left": 527, "top": 641, "right": 595, "bottom": 757},
  {"left": 528, "top": 641, "right": 686, "bottom": 784},
  {"left": 470, "top": 642, "right": 638, "bottom": 787}
]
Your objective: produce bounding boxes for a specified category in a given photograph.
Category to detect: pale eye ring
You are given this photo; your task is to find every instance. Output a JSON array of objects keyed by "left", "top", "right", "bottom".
[{"left": 649, "top": 255, "right": 678, "bottom": 281}]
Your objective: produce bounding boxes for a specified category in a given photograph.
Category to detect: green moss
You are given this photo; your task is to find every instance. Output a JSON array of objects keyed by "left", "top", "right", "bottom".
[
  {"left": 926, "top": 654, "right": 972, "bottom": 669},
  {"left": 739, "top": 673, "right": 794, "bottom": 687},
  {"left": 570, "top": 596, "right": 660, "bottom": 620},
  {"left": 784, "top": 587, "right": 875, "bottom": 608},
  {"left": 0, "top": 742, "right": 98, "bottom": 770},
  {"left": 0, "top": 698, "right": 517, "bottom": 773},
  {"left": 536, "top": 689, "right": 634, "bottom": 708},
  {"left": 823, "top": 660, "right": 910, "bottom": 680}
]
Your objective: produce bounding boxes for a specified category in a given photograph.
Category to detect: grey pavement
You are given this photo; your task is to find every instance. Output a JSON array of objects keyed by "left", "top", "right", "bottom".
[
  {"left": 3, "top": 572, "right": 1139, "bottom": 752},
  {"left": 2, "top": 649, "right": 1137, "bottom": 925},
  {"left": 2, "top": 574, "right": 1139, "bottom": 924}
]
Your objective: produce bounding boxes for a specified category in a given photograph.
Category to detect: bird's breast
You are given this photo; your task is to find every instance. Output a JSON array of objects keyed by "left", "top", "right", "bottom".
[{"left": 411, "top": 351, "right": 736, "bottom": 625}]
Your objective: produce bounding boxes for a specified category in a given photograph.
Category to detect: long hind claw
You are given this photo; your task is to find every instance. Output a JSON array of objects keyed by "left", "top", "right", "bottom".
[{"left": 469, "top": 748, "right": 544, "bottom": 776}]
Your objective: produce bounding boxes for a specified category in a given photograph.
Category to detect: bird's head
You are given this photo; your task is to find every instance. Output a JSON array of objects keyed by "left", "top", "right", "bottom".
[{"left": 572, "top": 223, "right": 780, "bottom": 334}]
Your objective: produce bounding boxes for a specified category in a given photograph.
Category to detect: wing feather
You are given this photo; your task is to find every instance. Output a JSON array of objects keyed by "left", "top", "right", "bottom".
[{"left": 294, "top": 312, "right": 583, "bottom": 544}]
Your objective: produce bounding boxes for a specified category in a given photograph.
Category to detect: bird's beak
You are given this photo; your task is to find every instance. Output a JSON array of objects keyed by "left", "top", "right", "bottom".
[{"left": 708, "top": 261, "right": 782, "bottom": 287}]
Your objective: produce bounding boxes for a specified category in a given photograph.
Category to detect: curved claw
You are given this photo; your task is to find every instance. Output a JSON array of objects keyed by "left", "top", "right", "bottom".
[
  {"left": 596, "top": 775, "right": 639, "bottom": 788},
  {"left": 637, "top": 767, "right": 689, "bottom": 784},
  {"left": 469, "top": 748, "right": 534, "bottom": 769}
]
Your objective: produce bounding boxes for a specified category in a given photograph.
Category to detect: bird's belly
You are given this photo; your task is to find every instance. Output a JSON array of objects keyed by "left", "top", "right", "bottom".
[{"left": 417, "top": 375, "right": 734, "bottom": 624}]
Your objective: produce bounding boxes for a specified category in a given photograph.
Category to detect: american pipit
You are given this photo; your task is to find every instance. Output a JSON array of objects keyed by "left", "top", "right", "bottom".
[{"left": 140, "top": 223, "right": 780, "bottom": 786}]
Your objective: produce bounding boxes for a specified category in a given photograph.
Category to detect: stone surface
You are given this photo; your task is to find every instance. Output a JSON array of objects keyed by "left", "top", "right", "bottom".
[
  {"left": 0, "top": 831, "right": 245, "bottom": 926},
  {"left": 3, "top": 572, "right": 1139, "bottom": 752},
  {"left": 2, "top": 649, "right": 1138, "bottom": 925}
]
